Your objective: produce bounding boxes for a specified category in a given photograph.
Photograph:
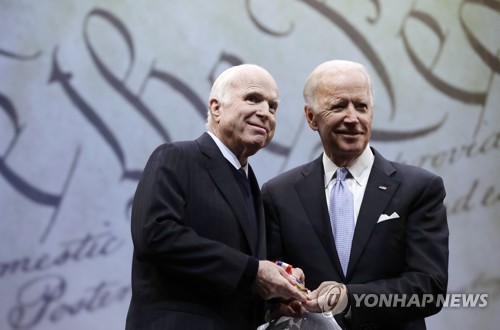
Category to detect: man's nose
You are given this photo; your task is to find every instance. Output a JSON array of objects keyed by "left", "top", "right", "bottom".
[
  {"left": 344, "top": 105, "right": 359, "bottom": 123},
  {"left": 256, "top": 102, "right": 272, "bottom": 118}
]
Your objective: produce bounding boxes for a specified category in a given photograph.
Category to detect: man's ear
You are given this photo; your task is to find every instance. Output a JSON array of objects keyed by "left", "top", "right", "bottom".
[
  {"left": 209, "top": 98, "right": 221, "bottom": 123},
  {"left": 305, "top": 106, "right": 318, "bottom": 131}
]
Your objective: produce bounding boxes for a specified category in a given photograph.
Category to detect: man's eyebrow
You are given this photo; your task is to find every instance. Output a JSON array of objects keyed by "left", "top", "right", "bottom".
[{"left": 245, "top": 91, "right": 263, "bottom": 96}]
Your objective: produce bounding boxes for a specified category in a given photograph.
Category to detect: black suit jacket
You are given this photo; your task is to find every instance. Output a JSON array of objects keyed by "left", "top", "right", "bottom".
[
  {"left": 126, "top": 133, "right": 266, "bottom": 330},
  {"left": 262, "top": 148, "right": 448, "bottom": 330}
]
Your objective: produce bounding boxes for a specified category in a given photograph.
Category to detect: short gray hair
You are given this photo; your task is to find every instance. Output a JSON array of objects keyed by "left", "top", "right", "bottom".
[{"left": 303, "top": 60, "right": 374, "bottom": 113}]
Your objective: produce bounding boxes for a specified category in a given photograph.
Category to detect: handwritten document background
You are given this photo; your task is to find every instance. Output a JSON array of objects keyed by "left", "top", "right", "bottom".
[{"left": 1, "top": 1, "right": 498, "bottom": 329}]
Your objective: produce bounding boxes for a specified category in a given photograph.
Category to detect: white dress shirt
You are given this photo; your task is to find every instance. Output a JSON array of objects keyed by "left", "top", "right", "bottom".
[{"left": 207, "top": 131, "right": 248, "bottom": 176}]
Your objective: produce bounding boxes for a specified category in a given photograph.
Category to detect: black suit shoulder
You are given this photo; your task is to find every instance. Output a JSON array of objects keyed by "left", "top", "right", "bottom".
[
  {"left": 148, "top": 139, "right": 199, "bottom": 161},
  {"left": 370, "top": 147, "right": 440, "bottom": 179},
  {"left": 263, "top": 157, "right": 320, "bottom": 188},
  {"left": 140, "top": 139, "right": 206, "bottom": 183},
  {"left": 138, "top": 141, "right": 196, "bottom": 191},
  {"left": 382, "top": 159, "right": 446, "bottom": 199},
  {"left": 390, "top": 160, "right": 440, "bottom": 180}
]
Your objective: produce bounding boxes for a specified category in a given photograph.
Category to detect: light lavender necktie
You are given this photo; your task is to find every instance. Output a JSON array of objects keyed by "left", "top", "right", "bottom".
[{"left": 329, "top": 167, "right": 354, "bottom": 275}]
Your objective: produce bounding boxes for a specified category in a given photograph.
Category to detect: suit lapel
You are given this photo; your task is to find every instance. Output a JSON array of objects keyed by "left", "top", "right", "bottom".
[
  {"left": 196, "top": 133, "right": 257, "bottom": 256},
  {"left": 249, "top": 166, "right": 266, "bottom": 259},
  {"left": 294, "top": 157, "right": 344, "bottom": 277},
  {"left": 346, "top": 149, "right": 400, "bottom": 279}
]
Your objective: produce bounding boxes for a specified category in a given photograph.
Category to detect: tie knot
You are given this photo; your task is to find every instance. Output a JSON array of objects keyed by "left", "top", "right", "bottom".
[
  {"left": 239, "top": 168, "right": 247, "bottom": 179},
  {"left": 336, "top": 167, "right": 348, "bottom": 181}
]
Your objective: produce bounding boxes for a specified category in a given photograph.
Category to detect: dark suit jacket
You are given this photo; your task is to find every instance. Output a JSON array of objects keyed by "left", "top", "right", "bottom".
[
  {"left": 126, "top": 133, "right": 266, "bottom": 330},
  {"left": 262, "top": 148, "right": 448, "bottom": 330}
]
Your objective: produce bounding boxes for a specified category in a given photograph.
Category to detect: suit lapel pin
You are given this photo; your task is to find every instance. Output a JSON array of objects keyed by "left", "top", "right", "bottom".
[{"left": 378, "top": 185, "right": 388, "bottom": 190}]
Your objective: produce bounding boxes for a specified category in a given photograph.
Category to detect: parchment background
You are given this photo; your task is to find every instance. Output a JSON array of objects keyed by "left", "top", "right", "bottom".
[{"left": 1, "top": 1, "right": 498, "bottom": 329}]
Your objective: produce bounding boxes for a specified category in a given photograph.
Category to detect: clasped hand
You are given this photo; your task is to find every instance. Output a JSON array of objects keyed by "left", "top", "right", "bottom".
[
  {"left": 305, "top": 281, "right": 348, "bottom": 315},
  {"left": 259, "top": 261, "right": 349, "bottom": 319},
  {"left": 270, "top": 281, "right": 348, "bottom": 319},
  {"left": 253, "top": 260, "right": 307, "bottom": 303}
]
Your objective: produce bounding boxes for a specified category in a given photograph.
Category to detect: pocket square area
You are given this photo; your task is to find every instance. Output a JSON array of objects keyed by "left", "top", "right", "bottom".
[{"left": 377, "top": 212, "right": 400, "bottom": 223}]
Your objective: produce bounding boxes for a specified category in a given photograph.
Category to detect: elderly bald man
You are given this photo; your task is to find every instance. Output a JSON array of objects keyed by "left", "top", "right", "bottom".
[{"left": 127, "top": 64, "right": 306, "bottom": 330}]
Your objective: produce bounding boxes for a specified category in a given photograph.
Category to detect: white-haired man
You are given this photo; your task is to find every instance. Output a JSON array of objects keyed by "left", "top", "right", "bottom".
[
  {"left": 126, "top": 64, "right": 306, "bottom": 330},
  {"left": 263, "top": 60, "right": 449, "bottom": 329}
]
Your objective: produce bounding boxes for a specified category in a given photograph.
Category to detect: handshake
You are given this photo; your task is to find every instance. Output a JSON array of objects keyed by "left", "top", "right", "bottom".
[{"left": 253, "top": 260, "right": 349, "bottom": 318}]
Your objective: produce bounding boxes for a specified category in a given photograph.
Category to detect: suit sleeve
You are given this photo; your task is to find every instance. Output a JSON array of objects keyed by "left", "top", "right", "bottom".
[
  {"left": 346, "top": 174, "right": 449, "bottom": 326},
  {"left": 131, "top": 143, "right": 256, "bottom": 297}
]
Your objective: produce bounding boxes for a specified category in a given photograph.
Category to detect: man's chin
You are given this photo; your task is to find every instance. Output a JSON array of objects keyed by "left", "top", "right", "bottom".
[{"left": 245, "top": 138, "right": 269, "bottom": 154}]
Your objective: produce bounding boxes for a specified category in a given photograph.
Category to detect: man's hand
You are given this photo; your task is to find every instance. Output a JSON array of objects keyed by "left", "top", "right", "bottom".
[
  {"left": 305, "top": 281, "right": 348, "bottom": 314},
  {"left": 253, "top": 261, "right": 307, "bottom": 302},
  {"left": 274, "top": 261, "right": 307, "bottom": 294},
  {"left": 290, "top": 267, "right": 305, "bottom": 285}
]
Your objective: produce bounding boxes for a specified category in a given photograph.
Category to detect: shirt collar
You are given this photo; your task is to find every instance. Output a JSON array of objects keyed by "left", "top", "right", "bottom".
[
  {"left": 207, "top": 131, "right": 248, "bottom": 175},
  {"left": 323, "top": 144, "right": 374, "bottom": 188}
]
